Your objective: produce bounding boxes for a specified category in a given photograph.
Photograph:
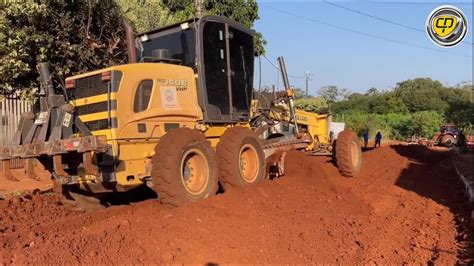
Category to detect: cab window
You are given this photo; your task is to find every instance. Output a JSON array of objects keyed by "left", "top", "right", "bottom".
[{"left": 133, "top": 80, "right": 153, "bottom": 113}]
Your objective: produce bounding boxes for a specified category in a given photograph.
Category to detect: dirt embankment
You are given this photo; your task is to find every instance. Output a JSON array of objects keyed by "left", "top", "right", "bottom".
[{"left": 0, "top": 145, "right": 472, "bottom": 264}]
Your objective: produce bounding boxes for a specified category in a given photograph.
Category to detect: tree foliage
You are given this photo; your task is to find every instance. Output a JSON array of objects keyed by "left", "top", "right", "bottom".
[
  {"left": 294, "top": 97, "right": 328, "bottom": 113},
  {"left": 119, "top": 0, "right": 266, "bottom": 55},
  {"left": 117, "top": 0, "right": 174, "bottom": 33},
  {"left": 318, "top": 85, "right": 349, "bottom": 104},
  {"left": 0, "top": 0, "right": 267, "bottom": 97},
  {"left": 0, "top": 0, "right": 127, "bottom": 96},
  {"left": 328, "top": 78, "right": 472, "bottom": 140}
]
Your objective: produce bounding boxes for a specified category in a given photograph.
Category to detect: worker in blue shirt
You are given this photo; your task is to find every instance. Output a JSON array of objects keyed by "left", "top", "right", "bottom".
[
  {"left": 363, "top": 131, "right": 369, "bottom": 148},
  {"left": 375, "top": 131, "right": 382, "bottom": 148}
]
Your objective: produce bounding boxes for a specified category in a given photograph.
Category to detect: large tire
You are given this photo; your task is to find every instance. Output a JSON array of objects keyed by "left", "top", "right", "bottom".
[
  {"left": 216, "top": 127, "right": 265, "bottom": 187},
  {"left": 151, "top": 128, "right": 218, "bottom": 206},
  {"left": 441, "top": 134, "right": 455, "bottom": 147},
  {"left": 334, "top": 130, "right": 362, "bottom": 177}
]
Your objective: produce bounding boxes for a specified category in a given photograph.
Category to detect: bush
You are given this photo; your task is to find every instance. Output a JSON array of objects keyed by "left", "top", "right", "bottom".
[
  {"left": 334, "top": 111, "right": 444, "bottom": 140},
  {"left": 294, "top": 97, "right": 328, "bottom": 113}
]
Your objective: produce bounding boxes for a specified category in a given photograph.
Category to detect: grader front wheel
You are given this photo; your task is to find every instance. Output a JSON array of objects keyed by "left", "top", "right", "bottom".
[
  {"left": 151, "top": 128, "right": 218, "bottom": 207},
  {"left": 217, "top": 127, "right": 265, "bottom": 187},
  {"left": 334, "top": 129, "right": 362, "bottom": 177}
]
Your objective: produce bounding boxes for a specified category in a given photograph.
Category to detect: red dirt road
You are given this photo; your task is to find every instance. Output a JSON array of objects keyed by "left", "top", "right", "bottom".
[
  {"left": 0, "top": 166, "right": 52, "bottom": 197},
  {"left": 0, "top": 145, "right": 472, "bottom": 264}
]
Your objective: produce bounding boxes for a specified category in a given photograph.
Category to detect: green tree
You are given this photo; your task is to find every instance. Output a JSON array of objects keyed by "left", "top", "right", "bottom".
[
  {"left": 117, "top": 0, "right": 174, "bottom": 33},
  {"left": 318, "top": 85, "right": 349, "bottom": 104},
  {"left": 0, "top": 0, "right": 127, "bottom": 96},
  {"left": 119, "top": 0, "right": 266, "bottom": 55},
  {"left": 392, "top": 78, "right": 447, "bottom": 112},
  {"left": 386, "top": 95, "right": 409, "bottom": 113},
  {"left": 294, "top": 97, "right": 328, "bottom": 113},
  {"left": 408, "top": 111, "right": 444, "bottom": 137},
  {"left": 365, "top": 87, "right": 379, "bottom": 96},
  {"left": 293, "top": 88, "right": 306, "bottom": 99},
  {"left": 444, "top": 84, "right": 474, "bottom": 129},
  {"left": 0, "top": 1, "right": 46, "bottom": 96},
  {"left": 330, "top": 78, "right": 471, "bottom": 140},
  {"left": 332, "top": 92, "right": 369, "bottom": 114}
]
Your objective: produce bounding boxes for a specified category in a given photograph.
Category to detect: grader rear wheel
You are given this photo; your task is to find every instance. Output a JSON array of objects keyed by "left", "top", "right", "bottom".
[
  {"left": 334, "top": 129, "right": 362, "bottom": 177},
  {"left": 151, "top": 128, "right": 218, "bottom": 207},
  {"left": 217, "top": 127, "right": 265, "bottom": 187}
]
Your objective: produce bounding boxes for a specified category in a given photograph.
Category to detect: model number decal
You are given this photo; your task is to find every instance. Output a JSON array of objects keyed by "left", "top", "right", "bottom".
[{"left": 157, "top": 78, "right": 188, "bottom": 86}]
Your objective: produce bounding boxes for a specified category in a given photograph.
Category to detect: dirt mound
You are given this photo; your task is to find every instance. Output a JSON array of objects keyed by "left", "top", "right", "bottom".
[
  {"left": 0, "top": 166, "right": 52, "bottom": 198},
  {"left": 0, "top": 145, "right": 472, "bottom": 264}
]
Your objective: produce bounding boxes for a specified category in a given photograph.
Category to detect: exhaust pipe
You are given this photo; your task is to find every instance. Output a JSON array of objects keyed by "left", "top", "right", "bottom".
[
  {"left": 37, "top": 62, "right": 55, "bottom": 97},
  {"left": 123, "top": 20, "right": 137, "bottom": 63}
]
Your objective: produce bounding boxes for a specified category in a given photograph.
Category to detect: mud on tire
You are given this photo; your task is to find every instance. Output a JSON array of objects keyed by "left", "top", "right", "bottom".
[
  {"left": 216, "top": 127, "right": 265, "bottom": 187},
  {"left": 333, "top": 129, "right": 362, "bottom": 177},
  {"left": 151, "top": 128, "right": 218, "bottom": 207}
]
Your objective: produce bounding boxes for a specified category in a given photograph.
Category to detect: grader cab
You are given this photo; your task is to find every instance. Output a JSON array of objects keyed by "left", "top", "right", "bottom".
[{"left": 0, "top": 16, "right": 361, "bottom": 208}]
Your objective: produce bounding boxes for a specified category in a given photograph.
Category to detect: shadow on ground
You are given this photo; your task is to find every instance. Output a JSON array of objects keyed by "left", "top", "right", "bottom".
[
  {"left": 391, "top": 144, "right": 473, "bottom": 263},
  {"left": 103, "top": 185, "right": 158, "bottom": 206}
]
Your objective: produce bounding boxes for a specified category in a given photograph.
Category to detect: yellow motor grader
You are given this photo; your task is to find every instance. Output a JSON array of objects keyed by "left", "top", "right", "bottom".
[
  {"left": 251, "top": 57, "right": 361, "bottom": 178},
  {"left": 0, "top": 16, "right": 361, "bottom": 208}
]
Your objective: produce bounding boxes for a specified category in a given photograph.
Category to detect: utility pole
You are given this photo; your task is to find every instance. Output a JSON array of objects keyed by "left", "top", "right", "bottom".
[
  {"left": 195, "top": 0, "right": 203, "bottom": 18},
  {"left": 305, "top": 71, "right": 313, "bottom": 97}
]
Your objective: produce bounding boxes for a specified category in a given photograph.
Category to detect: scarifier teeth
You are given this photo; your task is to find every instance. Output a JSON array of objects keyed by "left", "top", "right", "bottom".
[{"left": 1, "top": 160, "right": 18, "bottom": 182}]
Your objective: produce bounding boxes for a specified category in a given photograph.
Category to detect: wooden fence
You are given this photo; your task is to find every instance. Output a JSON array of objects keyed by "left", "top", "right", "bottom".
[{"left": 0, "top": 96, "right": 34, "bottom": 169}]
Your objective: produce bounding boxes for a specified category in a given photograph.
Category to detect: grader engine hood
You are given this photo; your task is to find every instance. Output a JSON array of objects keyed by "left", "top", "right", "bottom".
[
  {"left": 65, "top": 64, "right": 204, "bottom": 140},
  {"left": 66, "top": 70, "right": 122, "bottom": 134}
]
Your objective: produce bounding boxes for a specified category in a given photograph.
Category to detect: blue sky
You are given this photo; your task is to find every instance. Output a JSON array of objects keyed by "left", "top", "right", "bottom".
[{"left": 253, "top": 0, "right": 473, "bottom": 94}]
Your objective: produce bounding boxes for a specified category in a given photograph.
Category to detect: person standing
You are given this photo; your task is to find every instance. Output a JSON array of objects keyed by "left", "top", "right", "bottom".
[
  {"left": 363, "top": 131, "right": 369, "bottom": 148},
  {"left": 375, "top": 131, "right": 382, "bottom": 148},
  {"left": 458, "top": 130, "right": 467, "bottom": 154}
]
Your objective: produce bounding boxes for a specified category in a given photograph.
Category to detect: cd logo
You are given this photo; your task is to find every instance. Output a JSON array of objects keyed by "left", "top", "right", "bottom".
[{"left": 426, "top": 5, "right": 468, "bottom": 47}]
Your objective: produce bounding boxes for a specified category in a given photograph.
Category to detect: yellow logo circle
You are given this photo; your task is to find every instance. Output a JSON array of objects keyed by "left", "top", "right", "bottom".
[{"left": 426, "top": 5, "right": 468, "bottom": 47}]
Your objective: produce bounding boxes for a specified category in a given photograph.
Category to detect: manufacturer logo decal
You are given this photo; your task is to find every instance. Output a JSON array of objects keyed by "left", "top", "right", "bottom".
[{"left": 160, "top": 86, "right": 181, "bottom": 110}]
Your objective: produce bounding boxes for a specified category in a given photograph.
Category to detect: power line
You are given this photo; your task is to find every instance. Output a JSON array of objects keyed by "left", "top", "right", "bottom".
[
  {"left": 289, "top": 74, "right": 306, "bottom": 79},
  {"left": 262, "top": 54, "right": 279, "bottom": 70},
  {"left": 260, "top": 4, "right": 472, "bottom": 58},
  {"left": 324, "top": 1, "right": 423, "bottom": 32},
  {"left": 323, "top": 1, "right": 473, "bottom": 45},
  {"left": 262, "top": 55, "right": 306, "bottom": 79}
]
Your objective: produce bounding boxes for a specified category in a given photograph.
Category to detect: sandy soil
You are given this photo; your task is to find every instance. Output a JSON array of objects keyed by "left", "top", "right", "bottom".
[
  {"left": 0, "top": 145, "right": 472, "bottom": 264},
  {"left": 0, "top": 165, "right": 52, "bottom": 198}
]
